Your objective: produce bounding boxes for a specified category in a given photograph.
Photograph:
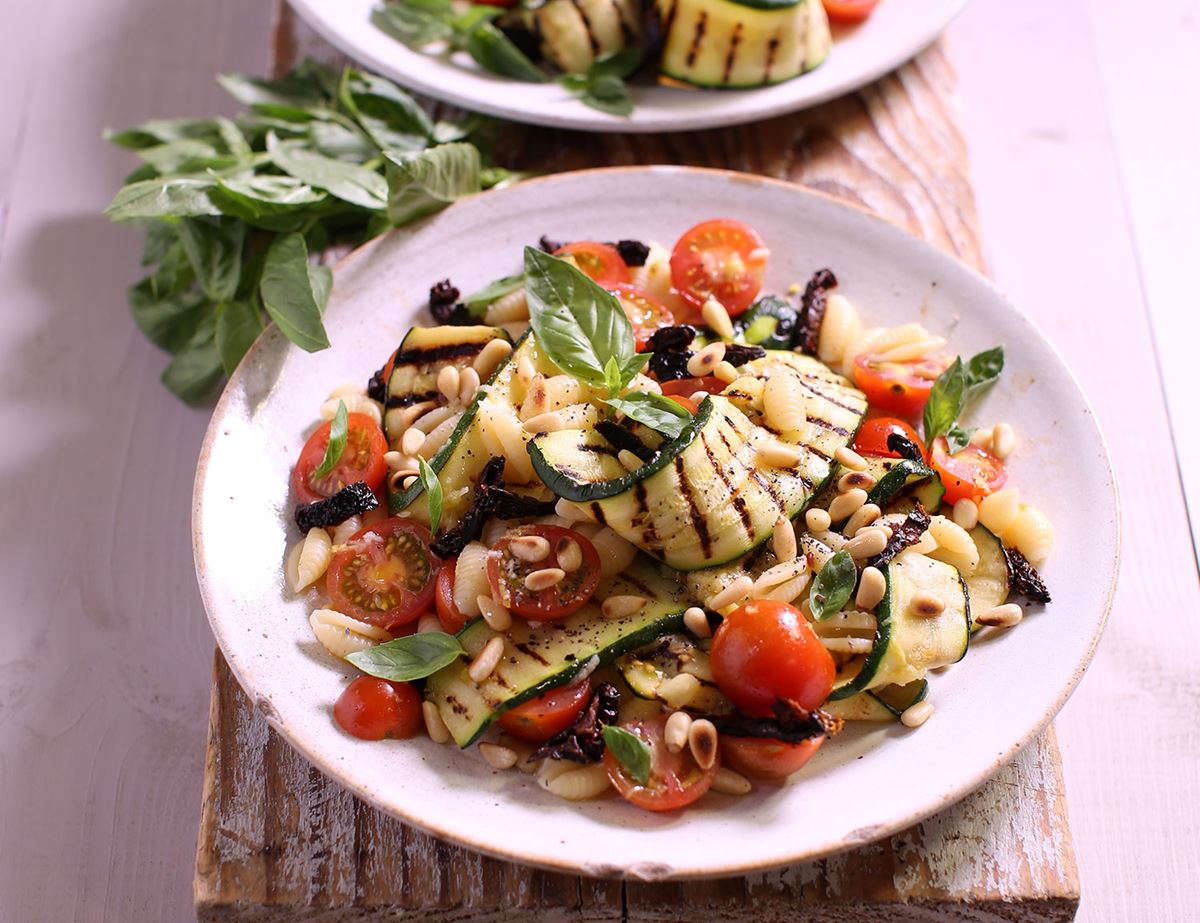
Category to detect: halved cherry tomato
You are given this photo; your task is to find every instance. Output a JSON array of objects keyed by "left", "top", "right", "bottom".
[
  {"left": 853, "top": 415, "right": 926, "bottom": 458},
  {"left": 486, "top": 524, "right": 602, "bottom": 621},
  {"left": 333, "top": 676, "right": 422, "bottom": 740},
  {"left": 327, "top": 518, "right": 439, "bottom": 630},
  {"left": 554, "top": 242, "right": 630, "bottom": 287},
  {"left": 669, "top": 219, "right": 768, "bottom": 317},
  {"left": 852, "top": 352, "right": 949, "bottom": 419},
  {"left": 660, "top": 376, "right": 726, "bottom": 397},
  {"left": 929, "top": 437, "right": 1008, "bottom": 505},
  {"left": 721, "top": 736, "right": 825, "bottom": 780},
  {"left": 710, "top": 600, "right": 836, "bottom": 717},
  {"left": 292, "top": 413, "right": 388, "bottom": 504},
  {"left": 611, "top": 283, "right": 675, "bottom": 350},
  {"left": 603, "top": 715, "right": 719, "bottom": 811},
  {"left": 435, "top": 558, "right": 468, "bottom": 634},
  {"left": 822, "top": 0, "right": 880, "bottom": 23},
  {"left": 498, "top": 679, "right": 592, "bottom": 743}
]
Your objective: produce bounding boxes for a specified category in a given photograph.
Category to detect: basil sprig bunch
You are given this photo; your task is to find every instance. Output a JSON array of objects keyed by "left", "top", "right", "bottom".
[
  {"left": 105, "top": 60, "right": 515, "bottom": 403},
  {"left": 923, "top": 347, "right": 1005, "bottom": 453}
]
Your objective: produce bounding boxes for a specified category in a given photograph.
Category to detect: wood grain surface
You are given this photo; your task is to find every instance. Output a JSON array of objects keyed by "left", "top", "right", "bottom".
[{"left": 193, "top": 8, "right": 1080, "bottom": 921}]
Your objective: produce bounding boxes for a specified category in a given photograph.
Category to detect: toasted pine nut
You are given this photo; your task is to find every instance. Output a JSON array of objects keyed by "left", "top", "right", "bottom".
[
  {"left": 844, "top": 503, "right": 881, "bottom": 536},
  {"left": 509, "top": 535, "right": 551, "bottom": 563},
  {"left": 517, "top": 355, "right": 536, "bottom": 384},
  {"left": 759, "top": 441, "right": 802, "bottom": 467},
  {"left": 992, "top": 422, "right": 1017, "bottom": 459},
  {"left": 467, "top": 636, "right": 505, "bottom": 683},
  {"left": 976, "top": 602, "right": 1023, "bottom": 628},
  {"left": 688, "top": 718, "right": 719, "bottom": 769},
  {"left": 664, "top": 711, "right": 693, "bottom": 754},
  {"left": 473, "top": 338, "right": 513, "bottom": 379},
  {"left": 618, "top": 449, "right": 643, "bottom": 472},
  {"left": 602, "top": 595, "right": 647, "bottom": 619},
  {"left": 846, "top": 527, "right": 888, "bottom": 560},
  {"left": 476, "top": 595, "right": 513, "bottom": 632},
  {"left": 522, "top": 411, "right": 564, "bottom": 434},
  {"left": 422, "top": 701, "right": 451, "bottom": 744},
  {"left": 867, "top": 524, "right": 894, "bottom": 540},
  {"left": 970, "top": 426, "right": 994, "bottom": 448},
  {"left": 952, "top": 498, "right": 979, "bottom": 531},
  {"left": 856, "top": 566, "right": 886, "bottom": 610},
  {"left": 401, "top": 428, "right": 426, "bottom": 456},
  {"left": 417, "top": 612, "right": 442, "bottom": 635},
  {"left": 711, "top": 767, "right": 752, "bottom": 796},
  {"left": 555, "top": 497, "right": 591, "bottom": 522},
  {"left": 773, "top": 516, "right": 798, "bottom": 563},
  {"left": 702, "top": 298, "right": 735, "bottom": 340},
  {"left": 556, "top": 537, "right": 582, "bottom": 573},
  {"left": 911, "top": 592, "right": 945, "bottom": 617},
  {"left": 706, "top": 575, "right": 753, "bottom": 611},
  {"left": 834, "top": 446, "right": 868, "bottom": 471},
  {"left": 525, "top": 567, "right": 566, "bottom": 591},
  {"left": 687, "top": 342, "right": 727, "bottom": 377},
  {"left": 402, "top": 475, "right": 417, "bottom": 489},
  {"left": 828, "top": 488, "right": 868, "bottom": 522},
  {"left": 683, "top": 606, "right": 711, "bottom": 638},
  {"left": 437, "top": 365, "right": 461, "bottom": 401},
  {"left": 458, "top": 367, "right": 481, "bottom": 404},
  {"left": 819, "top": 637, "right": 874, "bottom": 654},
  {"left": 712, "top": 360, "right": 739, "bottom": 384},
  {"left": 389, "top": 468, "right": 419, "bottom": 491},
  {"left": 806, "top": 508, "right": 832, "bottom": 532},
  {"left": 658, "top": 673, "right": 701, "bottom": 709},
  {"left": 479, "top": 742, "right": 519, "bottom": 770},
  {"left": 901, "top": 701, "right": 935, "bottom": 728},
  {"left": 838, "top": 470, "right": 877, "bottom": 493}
]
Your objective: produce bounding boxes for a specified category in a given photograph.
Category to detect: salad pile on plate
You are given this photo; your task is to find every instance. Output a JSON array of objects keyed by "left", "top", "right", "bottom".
[{"left": 283, "top": 218, "right": 1053, "bottom": 811}]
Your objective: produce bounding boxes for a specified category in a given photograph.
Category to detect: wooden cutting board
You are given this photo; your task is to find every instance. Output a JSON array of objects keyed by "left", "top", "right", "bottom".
[{"left": 194, "top": 8, "right": 1081, "bottom": 920}]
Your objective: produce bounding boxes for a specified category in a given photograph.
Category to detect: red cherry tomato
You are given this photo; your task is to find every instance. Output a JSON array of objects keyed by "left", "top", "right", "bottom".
[
  {"left": 710, "top": 600, "right": 836, "bottom": 717},
  {"left": 852, "top": 353, "right": 948, "bottom": 419},
  {"left": 603, "top": 715, "right": 719, "bottom": 812},
  {"left": 929, "top": 437, "right": 1008, "bottom": 505},
  {"left": 669, "top": 219, "right": 768, "bottom": 317},
  {"left": 554, "top": 242, "right": 630, "bottom": 287},
  {"left": 822, "top": 0, "right": 880, "bottom": 23},
  {"left": 611, "top": 284, "right": 675, "bottom": 350},
  {"left": 333, "top": 676, "right": 422, "bottom": 740},
  {"left": 660, "top": 376, "right": 726, "bottom": 397},
  {"left": 435, "top": 558, "right": 468, "bottom": 634},
  {"left": 720, "top": 736, "right": 825, "bottom": 780},
  {"left": 486, "top": 524, "right": 602, "bottom": 621},
  {"left": 853, "top": 415, "right": 926, "bottom": 458},
  {"left": 498, "top": 679, "right": 592, "bottom": 742},
  {"left": 326, "top": 518, "right": 439, "bottom": 630},
  {"left": 291, "top": 413, "right": 388, "bottom": 504}
]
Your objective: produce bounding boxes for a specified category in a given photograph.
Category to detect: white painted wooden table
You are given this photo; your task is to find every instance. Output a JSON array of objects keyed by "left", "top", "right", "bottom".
[{"left": 0, "top": 0, "right": 1196, "bottom": 920}]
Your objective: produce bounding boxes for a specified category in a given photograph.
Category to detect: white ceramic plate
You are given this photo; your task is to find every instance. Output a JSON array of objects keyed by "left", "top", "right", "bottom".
[
  {"left": 194, "top": 167, "right": 1118, "bottom": 879},
  {"left": 286, "top": 0, "right": 965, "bottom": 132}
]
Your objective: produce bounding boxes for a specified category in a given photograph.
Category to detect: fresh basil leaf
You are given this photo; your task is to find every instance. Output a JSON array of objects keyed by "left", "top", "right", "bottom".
[
  {"left": 267, "top": 133, "right": 388, "bottom": 210},
  {"left": 922, "top": 357, "right": 965, "bottom": 445},
  {"left": 135, "top": 138, "right": 225, "bottom": 174},
  {"left": 214, "top": 299, "right": 264, "bottom": 375},
  {"left": 621, "top": 352, "right": 651, "bottom": 383},
  {"left": 161, "top": 324, "right": 223, "bottom": 404},
  {"left": 141, "top": 222, "right": 179, "bottom": 266},
  {"left": 809, "top": 550, "right": 857, "bottom": 621},
  {"left": 128, "top": 278, "right": 209, "bottom": 353},
  {"left": 451, "top": 3, "right": 503, "bottom": 32},
  {"left": 346, "top": 631, "right": 465, "bottom": 680},
  {"left": 385, "top": 142, "right": 481, "bottom": 224},
  {"left": 964, "top": 346, "right": 1004, "bottom": 398},
  {"left": 217, "top": 71, "right": 328, "bottom": 120},
  {"left": 463, "top": 273, "right": 522, "bottom": 314},
  {"left": 340, "top": 68, "right": 433, "bottom": 153},
  {"left": 463, "top": 23, "right": 547, "bottom": 83},
  {"left": 309, "top": 263, "right": 333, "bottom": 315},
  {"left": 590, "top": 47, "right": 642, "bottom": 80},
  {"left": 944, "top": 423, "right": 975, "bottom": 455},
  {"left": 306, "top": 120, "right": 378, "bottom": 162},
  {"left": 602, "top": 725, "right": 651, "bottom": 785},
  {"left": 606, "top": 391, "right": 690, "bottom": 439},
  {"left": 417, "top": 457, "right": 445, "bottom": 533},
  {"left": 105, "top": 176, "right": 222, "bottom": 220},
  {"left": 433, "top": 115, "right": 480, "bottom": 144},
  {"left": 210, "top": 175, "right": 328, "bottom": 230},
  {"left": 215, "top": 116, "right": 254, "bottom": 160},
  {"left": 481, "top": 166, "right": 529, "bottom": 190},
  {"left": 371, "top": 0, "right": 456, "bottom": 47},
  {"left": 523, "top": 247, "right": 637, "bottom": 391},
  {"left": 603, "top": 357, "right": 623, "bottom": 396},
  {"left": 259, "top": 233, "right": 331, "bottom": 352},
  {"left": 176, "top": 217, "right": 245, "bottom": 302},
  {"left": 104, "top": 118, "right": 223, "bottom": 150},
  {"left": 579, "top": 79, "right": 634, "bottom": 117},
  {"left": 313, "top": 400, "right": 349, "bottom": 479}
]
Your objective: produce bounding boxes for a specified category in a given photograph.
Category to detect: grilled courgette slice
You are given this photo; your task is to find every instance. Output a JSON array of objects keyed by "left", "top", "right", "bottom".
[
  {"left": 823, "top": 680, "right": 929, "bottom": 722},
  {"left": 530, "top": 0, "right": 640, "bottom": 74},
  {"left": 964, "top": 525, "right": 1009, "bottom": 627},
  {"left": 617, "top": 633, "right": 733, "bottom": 714}
]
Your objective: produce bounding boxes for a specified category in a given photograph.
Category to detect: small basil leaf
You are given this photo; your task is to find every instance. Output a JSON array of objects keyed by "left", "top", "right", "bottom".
[
  {"left": 135, "top": 138, "right": 225, "bottom": 174},
  {"left": 964, "top": 346, "right": 1004, "bottom": 398},
  {"left": 385, "top": 143, "right": 482, "bottom": 224},
  {"left": 127, "top": 277, "right": 209, "bottom": 353},
  {"left": 590, "top": 47, "right": 643, "bottom": 80},
  {"left": 267, "top": 133, "right": 388, "bottom": 210},
  {"left": 259, "top": 233, "right": 331, "bottom": 352},
  {"left": 308, "top": 263, "right": 333, "bottom": 316},
  {"left": 210, "top": 175, "right": 328, "bottom": 230},
  {"left": 463, "top": 22, "right": 548, "bottom": 83},
  {"left": 176, "top": 216, "right": 245, "bottom": 303},
  {"left": 606, "top": 391, "right": 690, "bottom": 439},
  {"left": 462, "top": 274, "right": 522, "bottom": 314},
  {"left": 217, "top": 71, "right": 328, "bottom": 120},
  {"left": 215, "top": 116, "right": 254, "bottom": 160},
  {"left": 214, "top": 299, "right": 264, "bottom": 376},
  {"left": 417, "top": 457, "right": 445, "bottom": 534},
  {"left": 104, "top": 117, "right": 223, "bottom": 150},
  {"left": 339, "top": 68, "right": 433, "bottom": 153},
  {"left": 621, "top": 352, "right": 651, "bottom": 383},
  {"left": 944, "top": 423, "right": 975, "bottom": 455},
  {"left": 602, "top": 725, "right": 651, "bottom": 785},
  {"left": 580, "top": 83, "right": 633, "bottom": 117},
  {"left": 313, "top": 400, "right": 349, "bottom": 479},
  {"left": 371, "top": 0, "right": 456, "bottom": 47},
  {"left": 603, "top": 356, "right": 623, "bottom": 396},
  {"left": 104, "top": 176, "right": 222, "bottom": 220},
  {"left": 346, "top": 631, "right": 465, "bottom": 680},
  {"left": 161, "top": 324, "right": 223, "bottom": 404},
  {"left": 809, "top": 550, "right": 857, "bottom": 620},
  {"left": 922, "top": 357, "right": 965, "bottom": 445}
]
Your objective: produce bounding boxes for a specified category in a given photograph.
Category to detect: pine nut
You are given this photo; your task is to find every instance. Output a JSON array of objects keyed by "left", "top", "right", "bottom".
[
  {"left": 773, "top": 516, "right": 798, "bottom": 563},
  {"left": 828, "top": 488, "right": 868, "bottom": 521},
  {"left": 509, "top": 535, "right": 551, "bottom": 562},
  {"left": 402, "top": 475, "right": 417, "bottom": 489},
  {"left": 711, "top": 767, "right": 752, "bottom": 796},
  {"left": 952, "top": 498, "right": 979, "bottom": 531},
  {"left": 712, "top": 360, "right": 739, "bottom": 384},
  {"left": 846, "top": 527, "right": 888, "bottom": 560},
  {"left": 911, "top": 592, "right": 945, "bottom": 617},
  {"left": 477, "top": 595, "right": 513, "bottom": 632},
  {"left": 834, "top": 446, "right": 868, "bottom": 471},
  {"left": 468, "top": 636, "right": 505, "bottom": 683},
  {"left": 384, "top": 451, "right": 409, "bottom": 470},
  {"left": 844, "top": 503, "right": 881, "bottom": 536},
  {"left": 687, "top": 342, "right": 726, "bottom": 377},
  {"left": 401, "top": 428, "right": 426, "bottom": 456},
  {"left": 759, "top": 441, "right": 802, "bottom": 467},
  {"left": 867, "top": 524, "right": 894, "bottom": 540},
  {"left": 602, "top": 595, "right": 647, "bottom": 619},
  {"left": 555, "top": 497, "right": 591, "bottom": 522},
  {"left": 838, "top": 470, "right": 876, "bottom": 493},
  {"left": 422, "top": 701, "right": 451, "bottom": 744},
  {"left": 417, "top": 612, "right": 442, "bottom": 635},
  {"left": 689, "top": 391, "right": 710, "bottom": 403},
  {"left": 479, "top": 742, "right": 519, "bottom": 770},
  {"left": 658, "top": 673, "right": 701, "bottom": 709},
  {"left": 522, "top": 411, "right": 565, "bottom": 434},
  {"left": 437, "top": 365, "right": 461, "bottom": 401},
  {"left": 806, "top": 508, "right": 832, "bottom": 532},
  {"left": 688, "top": 718, "right": 719, "bottom": 770},
  {"left": 517, "top": 355, "right": 536, "bottom": 384},
  {"left": 978, "top": 488, "right": 1021, "bottom": 535},
  {"left": 702, "top": 298, "right": 735, "bottom": 340},
  {"left": 706, "top": 575, "right": 753, "bottom": 611},
  {"left": 458, "top": 367, "right": 481, "bottom": 403},
  {"left": 992, "top": 422, "right": 1017, "bottom": 459},
  {"left": 525, "top": 567, "right": 566, "bottom": 591},
  {"left": 819, "top": 637, "right": 874, "bottom": 654},
  {"left": 970, "top": 426, "right": 994, "bottom": 448},
  {"left": 976, "top": 602, "right": 1023, "bottom": 628},
  {"left": 683, "top": 606, "right": 711, "bottom": 638},
  {"left": 473, "top": 338, "right": 513, "bottom": 379},
  {"left": 664, "top": 711, "right": 693, "bottom": 753},
  {"left": 389, "top": 400, "right": 438, "bottom": 432},
  {"left": 555, "top": 537, "right": 582, "bottom": 573},
  {"left": 901, "top": 701, "right": 935, "bottom": 728},
  {"left": 618, "top": 449, "right": 643, "bottom": 472},
  {"left": 389, "top": 468, "right": 419, "bottom": 491},
  {"left": 855, "top": 566, "right": 886, "bottom": 610}
]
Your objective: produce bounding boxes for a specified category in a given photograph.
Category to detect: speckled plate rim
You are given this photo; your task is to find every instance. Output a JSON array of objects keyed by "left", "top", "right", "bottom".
[{"left": 193, "top": 166, "right": 1120, "bottom": 880}]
